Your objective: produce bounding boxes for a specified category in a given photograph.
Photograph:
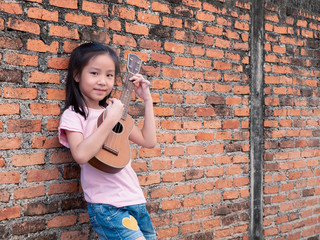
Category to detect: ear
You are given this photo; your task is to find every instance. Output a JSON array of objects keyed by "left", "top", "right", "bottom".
[{"left": 73, "top": 72, "right": 80, "bottom": 82}]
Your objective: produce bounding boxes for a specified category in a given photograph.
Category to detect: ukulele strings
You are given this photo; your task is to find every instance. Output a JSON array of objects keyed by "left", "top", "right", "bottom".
[{"left": 110, "top": 71, "right": 134, "bottom": 153}]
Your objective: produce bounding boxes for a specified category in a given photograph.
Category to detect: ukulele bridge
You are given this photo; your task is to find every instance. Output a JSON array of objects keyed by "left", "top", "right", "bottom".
[{"left": 102, "top": 145, "right": 119, "bottom": 156}]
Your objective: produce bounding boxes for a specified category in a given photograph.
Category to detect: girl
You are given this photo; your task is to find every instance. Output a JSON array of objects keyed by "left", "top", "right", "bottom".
[{"left": 58, "top": 42, "right": 157, "bottom": 240}]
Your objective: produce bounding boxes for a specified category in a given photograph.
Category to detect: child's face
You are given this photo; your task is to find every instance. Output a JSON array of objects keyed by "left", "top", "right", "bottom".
[{"left": 76, "top": 53, "right": 115, "bottom": 109}]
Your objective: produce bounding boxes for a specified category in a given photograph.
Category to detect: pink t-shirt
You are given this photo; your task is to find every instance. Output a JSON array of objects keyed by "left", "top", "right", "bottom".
[{"left": 58, "top": 107, "right": 146, "bottom": 207}]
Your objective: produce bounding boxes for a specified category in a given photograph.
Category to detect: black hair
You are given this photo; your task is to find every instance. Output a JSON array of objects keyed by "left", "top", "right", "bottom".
[{"left": 64, "top": 42, "right": 120, "bottom": 119}]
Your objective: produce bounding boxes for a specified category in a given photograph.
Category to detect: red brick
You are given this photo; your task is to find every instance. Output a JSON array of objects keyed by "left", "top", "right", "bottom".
[
  {"left": 0, "top": 137, "right": 21, "bottom": 150},
  {"left": 8, "top": 18, "right": 40, "bottom": 34},
  {"left": 175, "top": 133, "right": 195, "bottom": 142},
  {"left": 65, "top": 13, "right": 92, "bottom": 26},
  {"left": 127, "top": 0, "right": 149, "bottom": 9},
  {"left": 223, "top": 190, "right": 239, "bottom": 200},
  {"left": 139, "top": 147, "right": 161, "bottom": 157},
  {"left": 163, "top": 67, "right": 183, "bottom": 78},
  {"left": 8, "top": 119, "right": 41, "bottom": 133},
  {"left": 49, "top": 25, "right": 79, "bottom": 39},
  {"left": 205, "top": 71, "right": 222, "bottom": 81},
  {"left": 174, "top": 56, "right": 193, "bottom": 66},
  {"left": 0, "top": 206, "right": 20, "bottom": 221},
  {"left": 12, "top": 152, "right": 45, "bottom": 166},
  {"left": 181, "top": 222, "right": 201, "bottom": 234},
  {"left": 61, "top": 229, "right": 90, "bottom": 240},
  {"left": 48, "top": 56, "right": 69, "bottom": 69},
  {"left": 97, "top": 18, "right": 121, "bottom": 31},
  {"left": 126, "top": 22, "right": 149, "bottom": 35},
  {"left": 164, "top": 146, "right": 184, "bottom": 156},
  {"left": 157, "top": 227, "right": 179, "bottom": 239},
  {"left": 29, "top": 71, "right": 60, "bottom": 84},
  {"left": 161, "top": 200, "right": 181, "bottom": 210},
  {"left": 112, "top": 6, "right": 135, "bottom": 20},
  {"left": 48, "top": 215, "right": 77, "bottom": 228},
  {"left": 48, "top": 182, "right": 78, "bottom": 195},
  {"left": 175, "top": 29, "right": 194, "bottom": 42},
  {"left": 0, "top": 36, "right": 23, "bottom": 49},
  {"left": 182, "top": 121, "right": 202, "bottom": 129},
  {"left": 163, "top": 16, "right": 182, "bottom": 28},
  {"left": 50, "top": 0, "right": 78, "bottom": 9},
  {"left": 63, "top": 41, "right": 80, "bottom": 53},
  {"left": 0, "top": 1, "right": 22, "bottom": 14},
  {"left": 0, "top": 188, "right": 9, "bottom": 202},
  {"left": 214, "top": 61, "right": 231, "bottom": 70},
  {"left": 234, "top": 42, "right": 249, "bottom": 51},
  {"left": 6, "top": 53, "right": 38, "bottom": 66},
  {"left": 0, "top": 171, "right": 20, "bottom": 184},
  {"left": 3, "top": 87, "right": 37, "bottom": 100},
  {"left": 195, "top": 58, "right": 212, "bottom": 68},
  {"left": 223, "top": 120, "right": 239, "bottom": 129},
  {"left": 235, "top": 21, "right": 250, "bottom": 31},
  {"left": 30, "top": 103, "right": 60, "bottom": 115},
  {"left": 140, "top": 39, "right": 161, "bottom": 50},
  {"left": 265, "top": 13, "right": 279, "bottom": 23},
  {"left": 138, "top": 174, "right": 160, "bottom": 186},
  {"left": 27, "top": 168, "right": 59, "bottom": 182},
  {"left": 14, "top": 185, "right": 46, "bottom": 199},
  {"left": 150, "top": 160, "right": 171, "bottom": 171},
  {"left": 164, "top": 42, "right": 184, "bottom": 53},
  {"left": 113, "top": 34, "right": 137, "bottom": 47},
  {"left": 32, "top": 136, "right": 61, "bottom": 149},
  {"left": 196, "top": 34, "right": 214, "bottom": 45},
  {"left": 172, "top": 211, "right": 192, "bottom": 223},
  {"left": 186, "top": 95, "right": 205, "bottom": 104},
  {"left": 150, "top": 52, "right": 171, "bottom": 64},
  {"left": 46, "top": 88, "right": 66, "bottom": 100},
  {"left": 50, "top": 152, "right": 74, "bottom": 164},
  {"left": 28, "top": 7, "right": 58, "bottom": 21},
  {"left": 138, "top": 12, "right": 160, "bottom": 24},
  {"left": 27, "top": 39, "right": 59, "bottom": 53},
  {"left": 172, "top": 81, "right": 192, "bottom": 90},
  {"left": 182, "top": 0, "right": 201, "bottom": 8},
  {"left": 151, "top": 2, "right": 171, "bottom": 13},
  {"left": 196, "top": 107, "right": 214, "bottom": 117}
]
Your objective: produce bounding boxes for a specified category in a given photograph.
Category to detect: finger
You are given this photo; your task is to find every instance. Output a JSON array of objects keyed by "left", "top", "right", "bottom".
[{"left": 129, "top": 74, "right": 144, "bottom": 81}]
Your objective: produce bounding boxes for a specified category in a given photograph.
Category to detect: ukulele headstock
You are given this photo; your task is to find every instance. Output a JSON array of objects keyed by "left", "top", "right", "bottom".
[{"left": 127, "top": 54, "right": 142, "bottom": 75}]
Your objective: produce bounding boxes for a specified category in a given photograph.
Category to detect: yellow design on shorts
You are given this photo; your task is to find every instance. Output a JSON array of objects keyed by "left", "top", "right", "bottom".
[{"left": 122, "top": 215, "right": 139, "bottom": 231}]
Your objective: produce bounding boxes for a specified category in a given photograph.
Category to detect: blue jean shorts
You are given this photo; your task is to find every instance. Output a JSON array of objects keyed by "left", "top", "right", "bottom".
[{"left": 87, "top": 203, "right": 157, "bottom": 240}]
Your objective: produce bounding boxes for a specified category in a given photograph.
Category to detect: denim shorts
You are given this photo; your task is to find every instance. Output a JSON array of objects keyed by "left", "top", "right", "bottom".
[{"left": 87, "top": 203, "right": 157, "bottom": 240}]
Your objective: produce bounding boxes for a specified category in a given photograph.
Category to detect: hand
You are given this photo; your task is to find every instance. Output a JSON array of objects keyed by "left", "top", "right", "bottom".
[
  {"left": 106, "top": 98, "right": 124, "bottom": 124},
  {"left": 130, "top": 74, "right": 152, "bottom": 102}
]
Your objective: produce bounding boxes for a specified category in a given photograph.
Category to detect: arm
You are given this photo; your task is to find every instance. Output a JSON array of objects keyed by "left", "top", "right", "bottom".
[
  {"left": 66, "top": 99, "right": 124, "bottom": 165},
  {"left": 128, "top": 74, "right": 157, "bottom": 148}
]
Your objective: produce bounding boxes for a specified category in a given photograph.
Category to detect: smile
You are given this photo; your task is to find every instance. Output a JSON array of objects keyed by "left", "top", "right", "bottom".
[{"left": 94, "top": 89, "right": 107, "bottom": 93}]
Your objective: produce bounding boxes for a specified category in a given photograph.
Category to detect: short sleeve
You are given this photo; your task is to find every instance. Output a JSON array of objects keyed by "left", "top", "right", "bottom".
[{"left": 58, "top": 108, "right": 84, "bottom": 148}]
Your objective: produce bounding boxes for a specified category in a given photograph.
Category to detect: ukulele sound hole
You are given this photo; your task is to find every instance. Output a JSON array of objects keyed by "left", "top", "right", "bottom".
[{"left": 112, "top": 122, "right": 123, "bottom": 133}]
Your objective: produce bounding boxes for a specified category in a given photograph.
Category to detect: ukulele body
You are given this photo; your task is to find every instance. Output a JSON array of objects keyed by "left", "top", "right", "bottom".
[{"left": 88, "top": 112, "right": 134, "bottom": 174}]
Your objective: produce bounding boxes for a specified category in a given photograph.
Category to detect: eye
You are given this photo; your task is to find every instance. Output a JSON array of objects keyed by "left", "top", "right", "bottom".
[
  {"left": 107, "top": 74, "right": 114, "bottom": 77},
  {"left": 90, "top": 72, "right": 98, "bottom": 76}
]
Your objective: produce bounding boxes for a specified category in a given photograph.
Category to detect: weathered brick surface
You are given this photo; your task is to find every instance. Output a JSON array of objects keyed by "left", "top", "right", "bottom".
[
  {"left": 263, "top": 1, "right": 320, "bottom": 240},
  {"left": 0, "top": 0, "right": 319, "bottom": 239}
]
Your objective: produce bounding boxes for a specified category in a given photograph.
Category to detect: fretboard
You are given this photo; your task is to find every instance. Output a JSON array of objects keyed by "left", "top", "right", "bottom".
[{"left": 120, "top": 72, "right": 134, "bottom": 120}]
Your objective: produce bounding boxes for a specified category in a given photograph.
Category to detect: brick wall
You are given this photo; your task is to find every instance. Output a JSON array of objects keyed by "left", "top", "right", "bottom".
[
  {"left": 263, "top": 1, "right": 320, "bottom": 239},
  {"left": 0, "top": 0, "right": 319, "bottom": 240}
]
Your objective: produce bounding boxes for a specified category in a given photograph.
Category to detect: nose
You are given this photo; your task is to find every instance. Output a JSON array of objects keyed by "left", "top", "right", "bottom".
[{"left": 97, "top": 76, "right": 107, "bottom": 85}]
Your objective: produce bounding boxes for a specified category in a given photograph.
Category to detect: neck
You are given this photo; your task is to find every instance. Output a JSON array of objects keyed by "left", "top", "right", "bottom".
[{"left": 119, "top": 72, "right": 134, "bottom": 120}]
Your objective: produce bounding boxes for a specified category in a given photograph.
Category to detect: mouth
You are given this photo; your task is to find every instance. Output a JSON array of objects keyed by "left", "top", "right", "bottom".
[{"left": 94, "top": 89, "right": 107, "bottom": 94}]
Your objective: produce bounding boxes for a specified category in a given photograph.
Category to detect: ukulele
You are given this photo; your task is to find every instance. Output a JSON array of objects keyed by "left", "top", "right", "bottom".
[{"left": 88, "top": 54, "right": 142, "bottom": 173}]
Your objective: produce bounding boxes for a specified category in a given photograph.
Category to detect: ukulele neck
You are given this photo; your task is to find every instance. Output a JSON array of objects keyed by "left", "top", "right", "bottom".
[{"left": 120, "top": 72, "right": 134, "bottom": 120}]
